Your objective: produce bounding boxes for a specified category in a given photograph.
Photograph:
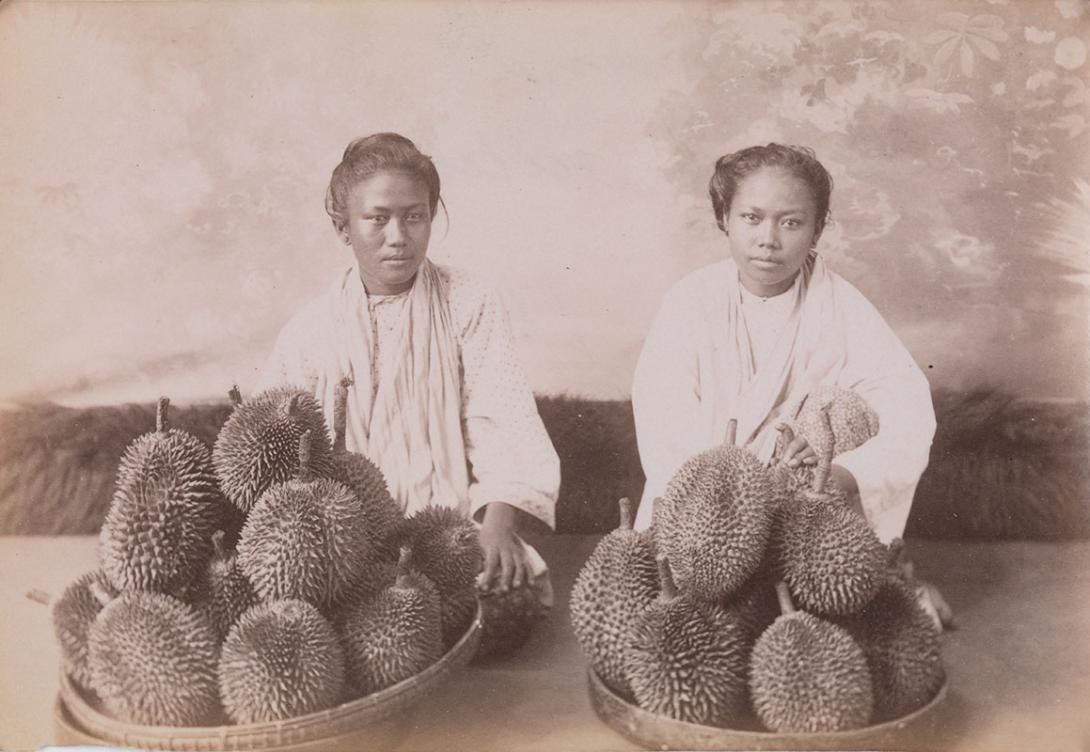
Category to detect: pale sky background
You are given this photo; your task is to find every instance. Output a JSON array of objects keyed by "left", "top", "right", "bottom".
[{"left": 2, "top": 0, "right": 1088, "bottom": 407}]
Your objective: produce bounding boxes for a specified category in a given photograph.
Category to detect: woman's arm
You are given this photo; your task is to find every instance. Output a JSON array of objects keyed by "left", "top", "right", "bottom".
[
  {"left": 631, "top": 285, "right": 710, "bottom": 528},
  {"left": 832, "top": 291, "right": 937, "bottom": 542},
  {"left": 455, "top": 277, "right": 560, "bottom": 592}
]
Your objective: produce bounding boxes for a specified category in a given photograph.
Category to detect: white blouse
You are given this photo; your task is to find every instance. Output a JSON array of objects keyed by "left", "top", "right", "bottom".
[{"left": 257, "top": 264, "right": 560, "bottom": 530}]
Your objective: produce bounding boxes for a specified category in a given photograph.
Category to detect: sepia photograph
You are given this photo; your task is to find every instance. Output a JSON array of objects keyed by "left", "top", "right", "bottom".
[{"left": 1, "top": 0, "right": 1088, "bottom": 750}]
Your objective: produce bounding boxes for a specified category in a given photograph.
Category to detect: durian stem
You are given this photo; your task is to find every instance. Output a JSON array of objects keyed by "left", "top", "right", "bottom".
[
  {"left": 725, "top": 418, "right": 738, "bottom": 447},
  {"left": 656, "top": 555, "right": 678, "bottom": 601},
  {"left": 395, "top": 546, "right": 413, "bottom": 588},
  {"left": 774, "top": 581, "right": 796, "bottom": 616},
  {"left": 228, "top": 385, "right": 243, "bottom": 406},
  {"left": 772, "top": 423, "right": 795, "bottom": 467},
  {"left": 617, "top": 498, "right": 634, "bottom": 531},
  {"left": 212, "top": 529, "right": 227, "bottom": 558},
  {"left": 297, "top": 430, "right": 313, "bottom": 482},
  {"left": 88, "top": 580, "right": 113, "bottom": 609},
  {"left": 333, "top": 377, "right": 353, "bottom": 452},
  {"left": 810, "top": 406, "right": 833, "bottom": 494},
  {"left": 282, "top": 393, "right": 302, "bottom": 420},
  {"left": 155, "top": 397, "right": 170, "bottom": 434}
]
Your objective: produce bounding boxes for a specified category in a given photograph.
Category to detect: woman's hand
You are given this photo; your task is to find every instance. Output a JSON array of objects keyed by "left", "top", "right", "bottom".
[
  {"left": 477, "top": 502, "right": 529, "bottom": 594},
  {"left": 776, "top": 425, "right": 819, "bottom": 468}
]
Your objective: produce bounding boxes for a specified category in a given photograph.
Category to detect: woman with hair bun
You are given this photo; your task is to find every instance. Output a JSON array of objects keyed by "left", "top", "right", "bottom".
[
  {"left": 258, "top": 133, "right": 559, "bottom": 598},
  {"left": 631, "top": 143, "right": 949, "bottom": 624}
]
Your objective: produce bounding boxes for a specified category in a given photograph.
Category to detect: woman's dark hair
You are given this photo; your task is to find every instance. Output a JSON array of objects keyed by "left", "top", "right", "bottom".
[
  {"left": 708, "top": 143, "right": 833, "bottom": 238},
  {"left": 325, "top": 132, "right": 442, "bottom": 232}
]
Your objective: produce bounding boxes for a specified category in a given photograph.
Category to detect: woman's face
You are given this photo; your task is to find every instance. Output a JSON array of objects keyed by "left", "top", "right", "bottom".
[
  {"left": 724, "top": 167, "right": 821, "bottom": 297},
  {"left": 341, "top": 171, "right": 432, "bottom": 295}
]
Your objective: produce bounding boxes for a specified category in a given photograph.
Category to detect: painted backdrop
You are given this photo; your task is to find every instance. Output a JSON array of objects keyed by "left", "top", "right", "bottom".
[{"left": 2, "top": 0, "right": 1087, "bottom": 406}]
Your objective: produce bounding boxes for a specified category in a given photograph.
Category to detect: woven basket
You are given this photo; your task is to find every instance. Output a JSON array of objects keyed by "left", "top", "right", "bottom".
[
  {"left": 587, "top": 667, "right": 948, "bottom": 752},
  {"left": 57, "top": 605, "right": 481, "bottom": 751}
]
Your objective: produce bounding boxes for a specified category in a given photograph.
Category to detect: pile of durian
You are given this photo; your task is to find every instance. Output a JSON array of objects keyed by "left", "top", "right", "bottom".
[
  {"left": 51, "top": 381, "right": 488, "bottom": 727},
  {"left": 571, "top": 387, "right": 945, "bottom": 734}
]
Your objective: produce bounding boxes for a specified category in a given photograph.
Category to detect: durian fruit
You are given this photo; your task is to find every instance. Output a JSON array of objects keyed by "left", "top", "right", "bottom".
[
  {"left": 52, "top": 569, "right": 117, "bottom": 691},
  {"left": 439, "top": 583, "right": 479, "bottom": 650},
  {"left": 654, "top": 420, "right": 774, "bottom": 602},
  {"left": 238, "top": 431, "right": 372, "bottom": 611},
  {"left": 474, "top": 585, "right": 546, "bottom": 662},
  {"left": 569, "top": 497, "right": 658, "bottom": 696},
  {"left": 749, "top": 581, "right": 874, "bottom": 733},
  {"left": 219, "top": 599, "right": 346, "bottom": 723},
  {"left": 99, "top": 397, "right": 222, "bottom": 594},
  {"left": 339, "top": 547, "right": 443, "bottom": 696},
  {"left": 779, "top": 386, "right": 878, "bottom": 492},
  {"left": 834, "top": 577, "right": 946, "bottom": 721},
  {"left": 779, "top": 416, "right": 886, "bottom": 617},
  {"left": 722, "top": 573, "right": 780, "bottom": 643},
  {"left": 213, "top": 386, "right": 334, "bottom": 516},
  {"left": 394, "top": 506, "right": 483, "bottom": 594},
  {"left": 331, "top": 377, "right": 403, "bottom": 553},
  {"left": 623, "top": 556, "right": 751, "bottom": 727},
  {"left": 189, "top": 530, "right": 257, "bottom": 642},
  {"left": 88, "top": 587, "right": 220, "bottom": 726}
]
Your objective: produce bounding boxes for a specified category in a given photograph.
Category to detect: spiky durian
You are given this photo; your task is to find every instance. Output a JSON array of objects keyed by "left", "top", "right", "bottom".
[
  {"left": 623, "top": 557, "right": 751, "bottom": 727},
  {"left": 394, "top": 506, "right": 483, "bottom": 593},
  {"left": 835, "top": 577, "right": 946, "bottom": 721},
  {"left": 219, "top": 599, "right": 345, "bottom": 723},
  {"left": 440, "top": 584, "right": 479, "bottom": 650},
  {"left": 474, "top": 585, "right": 546, "bottom": 662},
  {"left": 778, "top": 386, "right": 879, "bottom": 492},
  {"left": 749, "top": 582, "right": 873, "bottom": 733},
  {"left": 653, "top": 420, "right": 773, "bottom": 602},
  {"left": 88, "top": 588, "right": 220, "bottom": 726},
  {"left": 52, "top": 569, "right": 117, "bottom": 690},
  {"left": 237, "top": 431, "right": 372, "bottom": 611},
  {"left": 213, "top": 386, "right": 334, "bottom": 516},
  {"left": 331, "top": 378, "right": 402, "bottom": 554},
  {"left": 722, "top": 574, "right": 780, "bottom": 643},
  {"left": 99, "top": 397, "right": 222, "bottom": 594},
  {"left": 338, "top": 547, "right": 442, "bottom": 696},
  {"left": 781, "top": 494, "right": 885, "bottom": 616},
  {"left": 778, "top": 413, "right": 885, "bottom": 617},
  {"left": 189, "top": 530, "right": 257, "bottom": 642},
  {"left": 570, "top": 498, "right": 658, "bottom": 696}
]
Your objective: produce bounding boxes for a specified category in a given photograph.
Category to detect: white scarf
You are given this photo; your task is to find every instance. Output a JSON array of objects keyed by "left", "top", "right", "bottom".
[
  {"left": 317, "top": 259, "right": 470, "bottom": 516},
  {"left": 704, "top": 253, "right": 848, "bottom": 463}
]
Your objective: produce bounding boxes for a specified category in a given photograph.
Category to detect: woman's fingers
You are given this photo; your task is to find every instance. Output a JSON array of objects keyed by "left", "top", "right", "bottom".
[
  {"left": 783, "top": 437, "right": 819, "bottom": 467},
  {"left": 498, "top": 548, "right": 515, "bottom": 593},
  {"left": 478, "top": 547, "right": 501, "bottom": 591},
  {"left": 511, "top": 549, "right": 527, "bottom": 590}
]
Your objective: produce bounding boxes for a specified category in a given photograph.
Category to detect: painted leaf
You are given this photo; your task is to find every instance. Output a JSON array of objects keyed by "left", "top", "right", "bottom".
[
  {"left": 960, "top": 41, "right": 975, "bottom": 77},
  {"left": 971, "top": 36, "right": 1001, "bottom": 61},
  {"left": 968, "top": 14, "right": 1008, "bottom": 42},
  {"left": 924, "top": 29, "right": 961, "bottom": 45},
  {"left": 935, "top": 36, "right": 960, "bottom": 68}
]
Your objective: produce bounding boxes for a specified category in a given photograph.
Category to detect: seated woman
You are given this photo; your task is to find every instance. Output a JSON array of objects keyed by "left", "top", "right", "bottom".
[
  {"left": 632, "top": 144, "right": 950, "bottom": 624},
  {"left": 256, "top": 133, "right": 559, "bottom": 598}
]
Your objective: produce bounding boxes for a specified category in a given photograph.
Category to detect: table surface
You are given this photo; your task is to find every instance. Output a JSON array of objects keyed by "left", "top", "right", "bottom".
[{"left": 3, "top": 534, "right": 1090, "bottom": 752}]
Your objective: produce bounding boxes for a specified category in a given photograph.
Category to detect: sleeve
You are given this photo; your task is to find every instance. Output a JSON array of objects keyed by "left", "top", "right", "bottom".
[
  {"left": 630, "top": 284, "right": 709, "bottom": 529},
  {"left": 457, "top": 283, "right": 560, "bottom": 531},
  {"left": 832, "top": 292, "right": 937, "bottom": 543}
]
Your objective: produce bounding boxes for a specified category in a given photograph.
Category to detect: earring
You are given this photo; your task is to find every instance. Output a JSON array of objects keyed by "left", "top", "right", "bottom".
[{"left": 342, "top": 235, "right": 351, "bottom": 246}]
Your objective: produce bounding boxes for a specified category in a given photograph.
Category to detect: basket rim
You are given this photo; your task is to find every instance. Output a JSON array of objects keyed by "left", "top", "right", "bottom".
[
  {"left": 587, "top": 665, "right": 948, "bottom": 745},
  {"left": 60, "top": 602, "right": 482, "bottom": 747}
]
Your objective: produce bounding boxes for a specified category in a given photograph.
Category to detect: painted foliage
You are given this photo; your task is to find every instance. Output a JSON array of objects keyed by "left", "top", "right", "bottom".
[{"left": 659, "top": 0, "right": 1089, "bottom": 399}]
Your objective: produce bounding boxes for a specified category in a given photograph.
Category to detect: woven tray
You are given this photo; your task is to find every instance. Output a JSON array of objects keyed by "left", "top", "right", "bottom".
[
  {"left": 587, "top": 667, "right": 949, "bottom": 751},
  {"left": 57, "top": 604, "right": 481, "bottom": 751}
]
